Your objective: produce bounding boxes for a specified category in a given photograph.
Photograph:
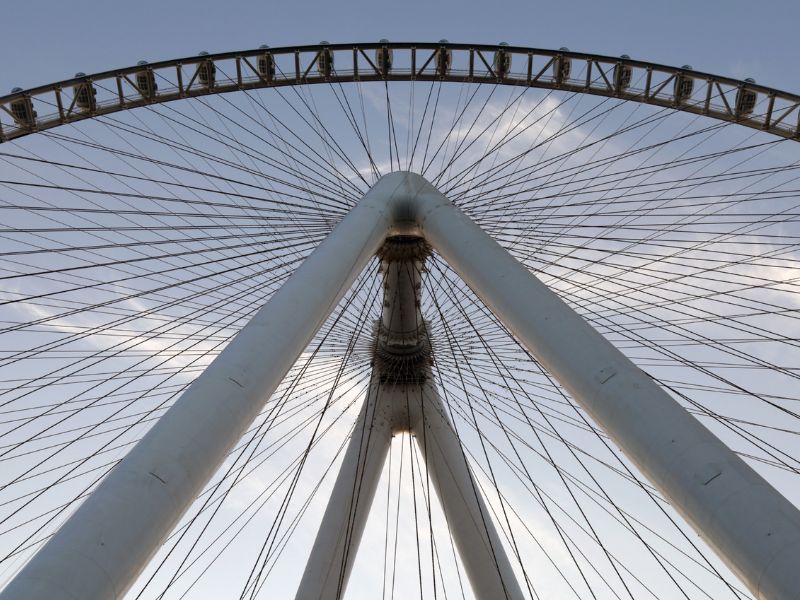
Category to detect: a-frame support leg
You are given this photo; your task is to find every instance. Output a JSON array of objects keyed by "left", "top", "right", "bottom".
[
  {"left": 411, "top": 382, "right": 524, "bottom": 600},
  {"left": 296, "top": 372, "right": 392, "bottom": 599},
  {"left": 0, "top": 184, "right": 398, "bottom": 600},
  {"left": 296, "top": 377, "right": 525, "bottom": 600}
]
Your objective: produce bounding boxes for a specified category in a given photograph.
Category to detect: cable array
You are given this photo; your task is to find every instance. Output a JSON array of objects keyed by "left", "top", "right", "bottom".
[{"left": 0, "top": 59, "right": 798, "bottom": 599}]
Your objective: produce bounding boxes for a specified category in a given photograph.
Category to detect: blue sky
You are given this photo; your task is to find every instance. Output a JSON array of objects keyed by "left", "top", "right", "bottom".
[{"left": 1, "top": 0, "right": 798, "bottom": 94}]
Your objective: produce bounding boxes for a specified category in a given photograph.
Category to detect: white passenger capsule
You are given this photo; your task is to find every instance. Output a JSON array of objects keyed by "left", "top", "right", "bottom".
[
  {"left": 318, "top": 41, "right": 334, "bottom": 77},
  {"left": 736, "top": 77, "right": 757, "bottom": 116},
  {"left": 614, "top": 54, "right": 633, "bottom": 91},
  {"left": 73, "top": 73, "right": 96, "bottom": 111},
  {"left": 376, "top": 39, "right": 393, "bottom": 74},
  {"left": 197, "top": 51, "right": 216, "bottom": 88},
  {"left": 135, "top": 61, "right": 158, "bottom": 98},
  {"left": 9, "top": 87, "right": 37, "bottom": 127},
  {"left": 436, "top": 39, "right": 452, "bottom": 77},
  {"left": 553, "top": 47, "right": 571, "bottom": 84},
  {"left": 674, "top": 65, "right": 694, "bottom": 104},
  {"left": 257, "top": 45, "right": 275, "bottom": 80},
  {"left": 493, "top": 42, "right": 512, "bottom": 78}
]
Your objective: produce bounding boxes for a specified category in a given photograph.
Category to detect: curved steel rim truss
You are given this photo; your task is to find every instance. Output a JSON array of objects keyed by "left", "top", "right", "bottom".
[{"left": 1, "top": 41, "right": 799, "bottom": 143}]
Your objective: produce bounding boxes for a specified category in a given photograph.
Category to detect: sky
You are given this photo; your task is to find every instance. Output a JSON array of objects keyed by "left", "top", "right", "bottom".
[
  {"left": 0, "top": 0, "right": 799, "bottom": 94},
  {"left": 1, "top": 1, "right": 800, "bottom": 599}
]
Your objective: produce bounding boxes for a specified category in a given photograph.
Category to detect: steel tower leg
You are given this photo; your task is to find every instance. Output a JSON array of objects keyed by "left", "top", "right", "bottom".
[
  {"left": 0, "top": 185, "right": 399, "bottom": 600},
  {"left": 296, "top": 380, "right": 526, "bottom": 600},
  {"left": 295, "top": 373, "right": 393, "bottom": 600},
  {"left": 410, "top": 382, "right": 525, "bottom": 600},
  {"left": 413, "top": 173, "right": 800, "bottom": 600},
  {"left": 296, "top": 378, "right": 525, "bottom": 600}
]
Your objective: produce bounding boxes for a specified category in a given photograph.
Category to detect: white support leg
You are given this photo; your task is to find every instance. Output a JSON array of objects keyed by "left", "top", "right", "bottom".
[
  {"left": 407, "top": 172, "right": 800, "bottom": 600},
  {"left": 295, "top": 373, "right": 393, "bottom": 600},
  {"left": 410, "top": 382, "right": 525, "bottom": 600},
  {"left": 296, "top": 380, "right": 525, "bottom": 600},
  {"left": 0, "top": 186, "right": 399, "bottom": 600}
]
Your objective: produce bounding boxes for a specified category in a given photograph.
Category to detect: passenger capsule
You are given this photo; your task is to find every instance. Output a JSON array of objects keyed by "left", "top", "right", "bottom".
[
  {"left": 197, "top": 51, "right": 216, "bottom": 88},
  {"left": 8, "top": 87, "right": 37, "bottom": 127},
  {"left": 614, "top": 54, "right": 633, "bottom": 91},
  {"left": 553, "top": 47, "right": 571, "bottom": 84},
  {"left": 674, "top": 65, "right": 694, "bottom": 105},
  {"left": 135, "top": 61, "right": 158, "bottom": 98},
  {"left": 73, "top": 73, "right": 96, "bottom": 111},
  {"left": 257, "top": 45, "right": 275, "bottom": 80},
  {"left": 376, "top": 39, "right": 393, "bottom": 74},
  {"left": 493, "top": 42, "right": 512, "bottom": 78},
  {"left": 736, "top": 77, "right": 757, "bottom": 116},
  {"left": 317, "top": 41, "right": 334, "bottom": 77},
  {"left": 436, "top": 39, "right": 452, "bottom": 77}
]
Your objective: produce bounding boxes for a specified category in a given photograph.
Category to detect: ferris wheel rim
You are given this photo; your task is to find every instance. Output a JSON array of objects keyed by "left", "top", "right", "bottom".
[{"left": 1, "top": 40, "right": 798, "bottom": 144}]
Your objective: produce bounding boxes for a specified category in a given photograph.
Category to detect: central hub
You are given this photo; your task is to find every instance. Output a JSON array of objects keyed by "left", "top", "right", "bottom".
[{"left": 373, "top": 235, "right": 432, "bottom": 384}]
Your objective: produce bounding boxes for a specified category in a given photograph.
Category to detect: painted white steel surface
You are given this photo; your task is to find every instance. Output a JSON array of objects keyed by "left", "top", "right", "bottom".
[
  {"left": 295, "top": 372, "right": 394, "bottom": 600},
  {"left": 410, "top": 383, "right": 525, "bottom": 600},
  {"left": 296, "top": 378, "right": 525, "bottom": 600},
  {"left": 0, "top": 184, "right": 399, "bottom": 600},
  {"left": 405, "top": 172, "right": 800, "bottom": 600}
]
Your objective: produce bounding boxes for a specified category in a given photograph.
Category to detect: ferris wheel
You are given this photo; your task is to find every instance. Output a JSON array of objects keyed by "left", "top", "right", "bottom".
[{"left": 0, "top": 41, "right": 798, "bottom": 600}]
